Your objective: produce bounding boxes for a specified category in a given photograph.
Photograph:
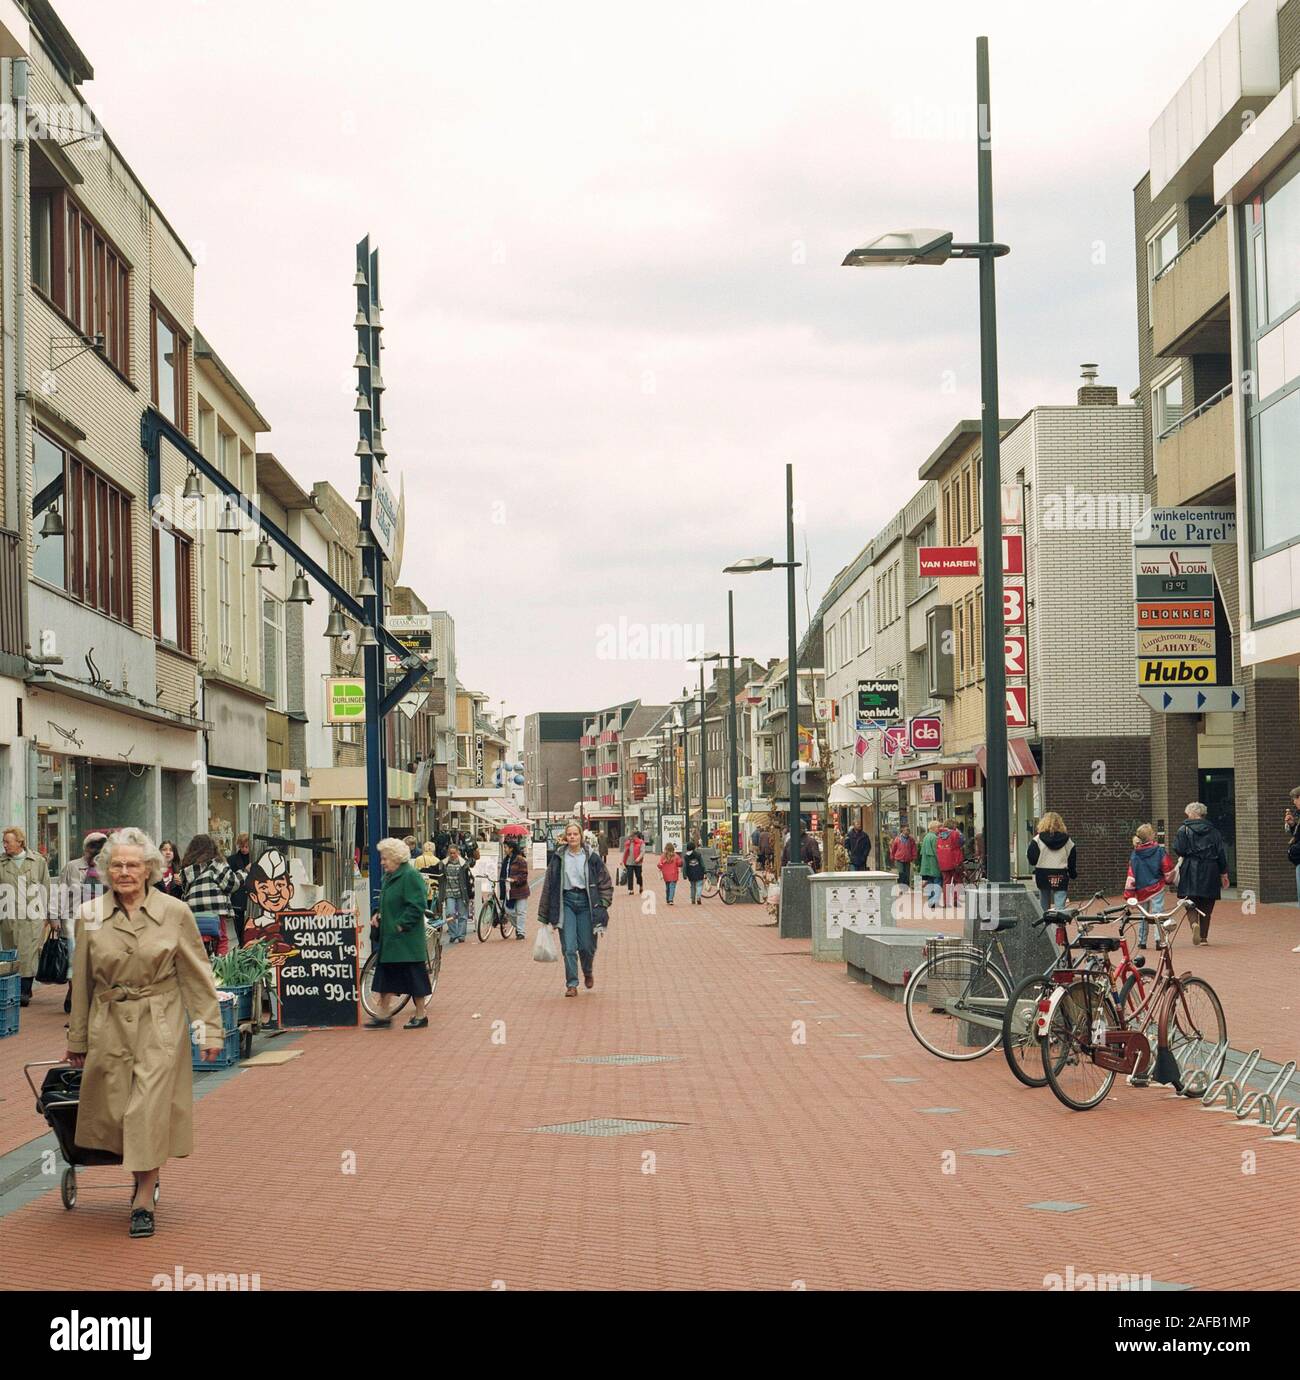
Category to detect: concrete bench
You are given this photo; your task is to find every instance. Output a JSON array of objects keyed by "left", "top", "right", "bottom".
[{"left": 844, "top": 926, "right": 950, "bottom": 1003}]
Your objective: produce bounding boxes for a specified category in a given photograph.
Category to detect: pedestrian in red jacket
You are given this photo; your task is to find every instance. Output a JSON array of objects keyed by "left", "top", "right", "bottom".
[{"left": 889, "top": 827, "right": 918, "bottom": 887}]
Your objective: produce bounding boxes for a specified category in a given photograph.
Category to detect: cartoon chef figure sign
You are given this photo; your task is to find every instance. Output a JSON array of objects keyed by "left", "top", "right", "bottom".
[{"left": 242, "top": 848, "right": 340, "bottom": 969}]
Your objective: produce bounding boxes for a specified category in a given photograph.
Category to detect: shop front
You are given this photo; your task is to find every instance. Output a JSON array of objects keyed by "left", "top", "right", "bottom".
[{"left": 25, "top": 683, "right": 204, "bottom": 864}]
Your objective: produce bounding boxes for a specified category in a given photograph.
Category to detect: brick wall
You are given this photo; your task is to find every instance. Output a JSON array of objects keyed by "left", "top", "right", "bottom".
[{"left": 1041, "top": 735, "right": 1152, "bottom": 896}]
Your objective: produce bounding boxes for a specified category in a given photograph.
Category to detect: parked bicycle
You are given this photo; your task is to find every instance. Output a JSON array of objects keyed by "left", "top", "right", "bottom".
[
  {"left": 360, "top": 911, "right": 445, "bottom": 1020},
  {"left": 1036, "top": 897, "right": 1225, "bottom": 1111},
  {"left": 477, "top": 886, "right": 517, "bottom": 942}
]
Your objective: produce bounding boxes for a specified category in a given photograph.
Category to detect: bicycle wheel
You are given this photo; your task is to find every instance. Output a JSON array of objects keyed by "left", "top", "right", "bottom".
[
  {"left": 904, "top": 948, "right": 1009, "bottom": 1061},
  {"left": 1166, "top": 977, "right": 1225, "bottom": 1075},
  {"left": 701, "top": 875, "right": 720, "bottom": 900},
  {"left": 425, "top": 926, "right": 442, "bottom": 996},
  {"left": 477, "top": 899, "right": 498, "bottom": 942},
  {"left": 1001, "top": 973, "right": 1052, "bottom": 1087},
  {"left": 360, "top": 951, "right": 410, "bottom": 1019},
  {"left": 1042, "top": 984, "right": 1118, "bottom": 1111}
]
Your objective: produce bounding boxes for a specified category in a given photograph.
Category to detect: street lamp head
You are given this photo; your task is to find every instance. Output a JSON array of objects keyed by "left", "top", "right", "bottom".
[
  {"left": 841, "top": 229, "right": 954, "bottom": 268},
  {"left": 724, "top": 557, "right": 775, "bottom": 574}
]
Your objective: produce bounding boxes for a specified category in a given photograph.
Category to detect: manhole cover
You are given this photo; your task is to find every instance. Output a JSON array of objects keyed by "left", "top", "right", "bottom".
[
  {"left": 565, "top": 1055, "right": 680, "bottom": 1066},
  {"left": 528, "top": 1118, "right": 685, "bottom": 1137}
]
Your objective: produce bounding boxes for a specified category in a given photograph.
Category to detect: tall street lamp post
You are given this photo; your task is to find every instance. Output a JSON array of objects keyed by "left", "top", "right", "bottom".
[
  {"left": 841, "top": 36, "right": 1010, "bottom": 889},
  {"left": 726, "top": 461, "right": 808, "bottom": 936}
]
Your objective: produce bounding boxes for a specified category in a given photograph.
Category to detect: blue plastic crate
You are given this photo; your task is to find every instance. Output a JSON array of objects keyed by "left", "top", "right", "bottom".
[
  {"left": 0, "top": 998, "right": 18, "bottom": 1038},
  {"left": 219, "top": 983, "right": 254, "bottom": 1022},
  {"left": 193, "top": 1026, "right": 240, "bottom": 1070},
  {"left": 0, "top": 973, "right": 20, "bottom": 1005}
]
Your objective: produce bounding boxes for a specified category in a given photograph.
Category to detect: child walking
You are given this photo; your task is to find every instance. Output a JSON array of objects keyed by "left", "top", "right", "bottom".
[
  {"left": 657, "top": 843, "right": 682, "bottom": 905},
  {"left": 1123, "top": 823, "right": 1175, "bottom": 949}
]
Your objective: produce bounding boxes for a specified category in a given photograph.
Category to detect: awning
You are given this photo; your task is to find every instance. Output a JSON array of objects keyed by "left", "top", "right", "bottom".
[{"left": 976, "top": 738, "right": 1040, "bottom": 779}]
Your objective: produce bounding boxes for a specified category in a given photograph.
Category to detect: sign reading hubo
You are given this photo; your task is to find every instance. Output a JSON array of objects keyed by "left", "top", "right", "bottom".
[{"left": 1131, "top": 507, "right": 1240, "bottom": 713}]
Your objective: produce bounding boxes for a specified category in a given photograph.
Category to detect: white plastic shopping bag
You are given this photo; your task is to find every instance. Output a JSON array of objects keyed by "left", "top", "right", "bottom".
[{"left": 533, "top": 924, "right": 560, "bottom": 963}]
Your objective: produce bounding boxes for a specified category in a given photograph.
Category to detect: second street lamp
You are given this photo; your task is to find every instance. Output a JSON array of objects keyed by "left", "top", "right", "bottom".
[{"left": 725, "top": 460, "right": 808, "bottom": 936}]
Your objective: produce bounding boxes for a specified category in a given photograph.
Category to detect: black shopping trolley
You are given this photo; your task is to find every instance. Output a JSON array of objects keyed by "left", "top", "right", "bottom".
[{"left": 24, "top": 1062, "right": 160, "bottom": 1211}]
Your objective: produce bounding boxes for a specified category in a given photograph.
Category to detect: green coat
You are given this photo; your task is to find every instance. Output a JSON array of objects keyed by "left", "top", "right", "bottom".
[
  {"left": 378, "top": 862, "right": 428, "bottom": 964},
  {"left": 919, "top": 831, "right": 941, "bottom": 880}
]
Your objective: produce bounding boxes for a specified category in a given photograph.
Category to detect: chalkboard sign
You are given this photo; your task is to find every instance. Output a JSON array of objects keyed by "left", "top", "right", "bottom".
[{"left": 274, "top": 911, "right": 360, "bottom": 1029}]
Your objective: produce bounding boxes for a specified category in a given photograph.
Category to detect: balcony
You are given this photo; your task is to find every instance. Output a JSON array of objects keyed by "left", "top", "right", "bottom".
[
  {"left": 1155, "top": 384, "right": 1235, "bottom": 506},
  {"left": 1152, "top": 209, "right": 1229, "bottom": 359}
]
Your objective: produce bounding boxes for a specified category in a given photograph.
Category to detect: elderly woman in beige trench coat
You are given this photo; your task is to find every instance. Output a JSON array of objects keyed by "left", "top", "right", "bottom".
[{"left": 65, "top": 828, "right": 223, "bottom": 1238}]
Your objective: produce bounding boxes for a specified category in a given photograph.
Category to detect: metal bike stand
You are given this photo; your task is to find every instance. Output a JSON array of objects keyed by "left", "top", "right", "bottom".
[
  {"left": 1200, "top": 1047, "right": 1262, "bottom": 1112},
  {"left": 1233, "top": 1059, "right": 1297, "bottom": 1125},
  {"left": 1268, "top": 1103, "right": 1300, "bottom": 1140},
  {"left": 1176, "top": 1040, "right": 1229, "bottom": 1099}
]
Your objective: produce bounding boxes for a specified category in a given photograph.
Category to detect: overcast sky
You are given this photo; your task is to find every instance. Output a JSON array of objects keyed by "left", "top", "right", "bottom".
[{"left": 61, "top": 0, "right": 1235, "bottom": 721}]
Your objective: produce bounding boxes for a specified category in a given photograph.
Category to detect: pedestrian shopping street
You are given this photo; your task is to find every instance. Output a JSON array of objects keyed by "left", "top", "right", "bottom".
[{"left": 2, "top": 865, "right": 1298, "bottom": 1292}]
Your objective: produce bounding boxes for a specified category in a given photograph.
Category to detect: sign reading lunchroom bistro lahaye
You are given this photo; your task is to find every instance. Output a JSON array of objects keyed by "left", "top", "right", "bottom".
[{"left": 1131, "top": 507, "right": 1239, "bottom": 712}]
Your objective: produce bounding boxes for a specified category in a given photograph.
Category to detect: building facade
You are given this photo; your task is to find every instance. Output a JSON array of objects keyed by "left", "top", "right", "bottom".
[{"left": 1134, "top": 0, "right": 1300, "bottom": 899}]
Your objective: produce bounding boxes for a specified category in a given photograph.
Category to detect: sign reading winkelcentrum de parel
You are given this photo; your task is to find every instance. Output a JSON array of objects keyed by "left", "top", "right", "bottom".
[{"left": 1131, "top": 507, "right": 1242, "bottom": 713}]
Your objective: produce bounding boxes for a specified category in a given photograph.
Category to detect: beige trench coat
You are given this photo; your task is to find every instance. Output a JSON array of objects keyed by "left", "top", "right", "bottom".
[
  {"left": 67, "top": 886, "right": 223, "bottom": 1171},
  {"left": 0, "top": 848, "right": 50, "bottom": 978}
]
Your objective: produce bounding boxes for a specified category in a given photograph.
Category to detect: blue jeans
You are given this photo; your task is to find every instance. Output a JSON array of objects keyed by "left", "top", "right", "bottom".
[
  {"left": 1037, "top": 886, "right": 1068, "bottom": 914},
  {"left": 508, "top": 898, "right": 527, "bottom": 939},
  {"left": 444, "top": 897, "right": 467, "bottom": 942},
  {"left": 561, "top": 888, "right": 595, "bottom": 989},
  {"left": 1137, "top": 890, "right": 1165, "bottom": 946},
  {"left": 665, "top": 881, "right": 677, "bottom": 903}
]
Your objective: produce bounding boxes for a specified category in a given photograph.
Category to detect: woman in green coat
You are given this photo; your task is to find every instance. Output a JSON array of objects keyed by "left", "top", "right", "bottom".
[
  {"left": 919, "top": 821, "right": 943, "bottom": 910},
  {"left": 366, "top": 838, "right": 432, "bottom": 1030}
]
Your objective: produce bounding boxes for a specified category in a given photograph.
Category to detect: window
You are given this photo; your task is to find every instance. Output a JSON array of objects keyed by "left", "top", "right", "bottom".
[
  {"left": 151, "top": 301, "right": 189, "bottom": 429},
  {"left": 1147, "top": 213, "right": 1179, "bottom": 317},
  {"left": 32, "top": 431, "right": 133, "bottom": 621},
  {"left": 32, "top": 188, "right": 131, "bottom": 375},
  {"left": 152, "top": 522, "right": 192, "bottom": 654},
  {"left": 1255, "top": 390, "right": 1300, "bottom": 553},
  {"left": 1263, "top": 162, "right": 1300, "bottom": 325},
  {"left": 262, "top": 596, "right": 285, "bottom": 710},
  {"left": 857, "top": 592, "right": 871, "bottom": 650},
  {"left": 1153, "top": 369, "right": 1184, "bottom": 442}
]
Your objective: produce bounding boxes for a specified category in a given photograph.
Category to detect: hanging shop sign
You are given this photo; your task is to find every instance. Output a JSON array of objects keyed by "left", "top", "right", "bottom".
[
  {"left": 325, "top": 677, "right": 366, "bottom": 724},
  {"left": 369, "top": 466, "right": 399, "bottom": 562}
]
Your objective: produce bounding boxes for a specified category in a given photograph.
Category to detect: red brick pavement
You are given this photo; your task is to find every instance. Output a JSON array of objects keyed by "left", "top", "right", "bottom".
[{"left": 1, "top": 868, "right": 1299, "bottom": 1291}]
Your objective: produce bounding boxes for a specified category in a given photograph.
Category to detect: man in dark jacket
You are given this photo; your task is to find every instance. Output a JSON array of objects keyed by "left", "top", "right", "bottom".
[
  {"left": 1172, "top": 802, "right": 1230, "bottom": 945},
  {"left": 846, "top": 826, "right": 872, "bottom": 871}
]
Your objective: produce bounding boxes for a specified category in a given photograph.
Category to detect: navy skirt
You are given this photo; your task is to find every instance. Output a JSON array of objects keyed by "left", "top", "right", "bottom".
[{"left": 371, "top": 961, "right": 432, "bottom": 997}]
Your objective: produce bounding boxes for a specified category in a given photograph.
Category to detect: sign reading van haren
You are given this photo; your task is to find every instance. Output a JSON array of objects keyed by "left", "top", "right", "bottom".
[
  {"left": 325, "top": 677, "right": 366, "bottom": 723},
  {"left": 1137, "top": 629, "right": 1216, "bottom": 658},
  {"left": 1136, "top": 600, "right": 1215, "bottom": 627},
  {"left": 1138, "top": 658, "right": 1219, "bottom": 686}
]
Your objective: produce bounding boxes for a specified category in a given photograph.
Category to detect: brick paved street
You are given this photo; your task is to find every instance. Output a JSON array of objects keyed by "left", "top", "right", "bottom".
[{"left": 2, "top": 864, "right": 1298, "bottom": 1292}]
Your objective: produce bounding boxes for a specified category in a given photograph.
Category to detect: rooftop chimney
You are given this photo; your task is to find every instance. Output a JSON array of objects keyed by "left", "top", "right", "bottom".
[{"left": 1077, "top": 362, "right": 1118, "bottom": 406}]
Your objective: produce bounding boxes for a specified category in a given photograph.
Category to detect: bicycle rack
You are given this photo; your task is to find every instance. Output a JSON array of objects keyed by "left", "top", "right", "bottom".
[
  {"left": 1177, "top": 1040, "right": 1228, "bottom": 1100},
  {"left": 1200, "top": 1047, "right": 1262, "bottom": 1112},
  {"left": 1234, "top": 1060, "right": 1297, "bottom": 1124},
  {"left": 1269, "top": 1103, "right": 1300, "bottom": 1139}
]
